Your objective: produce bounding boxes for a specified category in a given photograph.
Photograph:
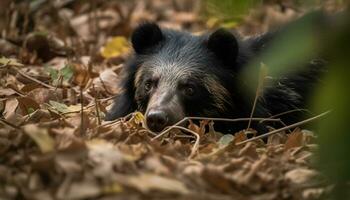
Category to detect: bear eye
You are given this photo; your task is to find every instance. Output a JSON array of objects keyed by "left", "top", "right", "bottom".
[
  {"left": 144, "top": 81, "right": 152, "bottom": 91},
  {"left": 184, "top": 86, "right": 195, "bottom": 96}
]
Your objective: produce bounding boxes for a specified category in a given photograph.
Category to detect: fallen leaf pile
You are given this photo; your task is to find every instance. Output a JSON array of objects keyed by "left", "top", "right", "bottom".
[{"left": 0, "top": 0, "right": 343, "bottom": 199}]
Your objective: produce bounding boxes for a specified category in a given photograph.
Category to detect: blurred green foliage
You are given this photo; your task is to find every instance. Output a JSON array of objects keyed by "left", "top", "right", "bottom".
[
  {"left": 203, "top": 0, "right": 261, "bottom": 28},
  {"left": 314, "top": 12, "right": 350, "bottom": 199},
  {"left": 204, "top": 0, "right": 261, "bottom": 19}
]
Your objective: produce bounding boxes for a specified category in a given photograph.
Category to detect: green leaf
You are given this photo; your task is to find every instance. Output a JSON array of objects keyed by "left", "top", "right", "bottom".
[
  {"left": 61, "top": 64, "right": 74, "bottom": 81},
  {"left": 48, "top": 100, "right": 81, "bottom": 114},
  {"left": 218, "top": 134, "right": 234, "bottom": 148}
]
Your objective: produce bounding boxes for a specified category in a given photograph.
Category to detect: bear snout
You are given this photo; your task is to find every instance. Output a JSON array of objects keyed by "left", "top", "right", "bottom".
[{"left": 146, "top": 109, "right": 169, "bottom": 132}]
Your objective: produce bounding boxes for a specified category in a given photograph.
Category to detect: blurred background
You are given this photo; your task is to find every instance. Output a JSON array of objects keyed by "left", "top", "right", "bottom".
[{"left": 0, "top": 0, "right": 346, "bottom": 60}]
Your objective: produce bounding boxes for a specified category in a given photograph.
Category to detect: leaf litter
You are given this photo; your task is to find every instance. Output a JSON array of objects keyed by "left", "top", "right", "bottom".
[{"left": 0, "top": 0, "right": 341, "bottom": 199}]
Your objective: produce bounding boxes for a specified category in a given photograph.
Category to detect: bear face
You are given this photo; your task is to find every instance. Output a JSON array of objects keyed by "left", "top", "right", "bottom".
[
  {"left": 106, "top": 23, "right": 325, "bottom": 133},
  {"left": 106, "top": 23, "right": 253, "bottom": 132}
]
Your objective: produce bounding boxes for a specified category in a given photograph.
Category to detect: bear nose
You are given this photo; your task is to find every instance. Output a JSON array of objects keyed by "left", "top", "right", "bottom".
[{"left": 146, "top": 110, "right": 168, "bottom": 132}]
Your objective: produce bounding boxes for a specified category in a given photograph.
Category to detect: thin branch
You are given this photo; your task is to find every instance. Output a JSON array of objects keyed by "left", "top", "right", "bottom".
[
  {"left": 247, "top": 63, "right": 267, "bottom": 129},
  {"left": 0, "top": 118, "right": 20, "bottom": 129},
  {"left": 101, "top": 112, "right": 134, "bottom": 127},
  {"left": 259, "top": 108, "right": 312, "bottom": 123},
  {"left": 172, "top": 126, "right": 200, "bottom": 159},
  {"left": 237, "top": 110, "right": 331, "bottom": 145},
  {"left": 79, "top": 86, "right": 84, "bottom": 136},
  {"left": 152, "top": 116, "right": 280, "bottom": 141},
  {"left": 92, "top": 84, "right": 101, "bottom": 125},
  {"left": 14, "top": 67, "right": 55, "bottom": 89}
]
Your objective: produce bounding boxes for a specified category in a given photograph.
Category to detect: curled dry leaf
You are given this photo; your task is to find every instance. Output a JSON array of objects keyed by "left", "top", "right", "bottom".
[{"left": 284, "top": 129, "right": 304, "bottom": 151}]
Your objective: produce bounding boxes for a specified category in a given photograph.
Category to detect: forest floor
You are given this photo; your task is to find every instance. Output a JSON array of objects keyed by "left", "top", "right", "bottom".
[{"left": 0, "top": 1, "right": 344, "bottom": 199}]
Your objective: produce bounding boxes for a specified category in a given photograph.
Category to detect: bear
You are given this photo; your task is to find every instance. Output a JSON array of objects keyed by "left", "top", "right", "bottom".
[{"left": 105, "top": 22, "right": 325, "bottom": 134}]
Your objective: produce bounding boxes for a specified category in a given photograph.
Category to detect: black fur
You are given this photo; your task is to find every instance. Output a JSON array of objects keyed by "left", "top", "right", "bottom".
[
  {"left": 105, "top": 22, "right": 325, "bottom": 134},
  {"left": 207, "top": 28, "right": 239, "bottom": 68}
]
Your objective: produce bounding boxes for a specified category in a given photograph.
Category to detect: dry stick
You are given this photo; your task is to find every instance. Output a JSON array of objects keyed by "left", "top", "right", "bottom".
[
  {"left": 152, "top": 117, "right": 281, "bottom": 141},
  {"left": 259, "top": 108, "right": 311, "bottom": 123},
  {"left": 92, "top": 84, "right": 101, "bottom": 125},
  {"left": 172, "top": 126, "right": 200, "bottom": 159},
  {"left": 79, "top": 86, "right": 84, "bottom": 136},
  {"left": 247, "top": 87, "right": 261, "bottom": 130},
  {"left": 62, "top": 95, "right": 117, "bottom": 116},
  {"left": 237, "top": 110, "right": 331, "bottom": 145},
  {"left": 101, "top": 112, "right": 134, "bottom": 127},
  {"left": 0, "top": 118, "right": 20, "bottom": 129},
  {"left": 259, "top": 108, "right": 312, "bottom": 133},
  {"left": 247, "top": 63, "right": 267, "bottom": 130},
  {"left": 15, "top": 67, "right": 55, "bottom": 89}
]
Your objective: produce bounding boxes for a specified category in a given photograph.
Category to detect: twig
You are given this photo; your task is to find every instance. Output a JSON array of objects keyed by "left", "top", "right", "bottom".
[
  {"left": 0, "top": 118, "right": 20, "bottom": 129},
  {"left": 259, "top": 108, "right": 312, "bottom": 133},
  {"left": 79, "top": 86, "right": 84, "bottom": 136},
  {"left": 101, "top": 112, "right": 133, "bottom": 127},
  {"left": 152, "top": 116, "right": 280, "bottom": 141},
  {"left": 92, "top": 84, "right": 101, "bottom": 125},
  {"left": 237, "top": 110, "right": 331, "bottom": 145},
  {"left": 259, "top": 108, "right": 312, "bottom": 123},
  {"left": 247, "top": 63, "right": 267, "bottom": 129},
  {"left": 14, "top": 67, "right": 55, "bottom": 89},
  {"left": 172, "top": 126, "right": 200, "bottom": 159},
  {"left": 60, "top": 95, "right": 117, "bottom": 115}
]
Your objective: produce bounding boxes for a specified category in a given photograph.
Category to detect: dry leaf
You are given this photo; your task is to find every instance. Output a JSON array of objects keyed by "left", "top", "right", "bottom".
[
  {"left": 284, "top": 129, "right": 304, "bottom": 151},
  {"left": 100, "top": 36, "right": 130, "bottom": 59},
  {"left": 122, "top": 173, "right": 189, "bottom": 194},
  {"left": 23, "top": 124, "right": 55, "bottom": 153}
]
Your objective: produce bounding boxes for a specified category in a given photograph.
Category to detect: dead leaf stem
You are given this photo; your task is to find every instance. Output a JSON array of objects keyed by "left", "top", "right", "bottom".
[{"left": 237, "top": 110, "right": 331, "bottom": 145}]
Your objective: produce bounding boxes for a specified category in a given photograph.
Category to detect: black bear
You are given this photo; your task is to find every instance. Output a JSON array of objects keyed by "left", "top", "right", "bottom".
[{"left": 105, "top": 22, "right": 325, "bottom": 134}]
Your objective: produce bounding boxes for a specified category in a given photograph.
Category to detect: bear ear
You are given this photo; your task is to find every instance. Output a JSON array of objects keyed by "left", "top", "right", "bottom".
[
  {"left": 207, "top": 28, "right": 239, "bottom": 66},
  {"left": 131, "top": 23, "right": 164, "bottom": 54}
]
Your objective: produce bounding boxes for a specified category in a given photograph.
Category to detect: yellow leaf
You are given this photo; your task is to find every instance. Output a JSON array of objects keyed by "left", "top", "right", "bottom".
[
  {"left": 133, "top": 112, "right": 145, "bottom": 125},
  {"left": 101, "top": 36, "right": 130, "bottom": 59},
  {"left": 0, "top": 56, "right": 23, "bottom": 67},
  {"left": 23, "top": 124, "right": 55, "bottom": 153}
]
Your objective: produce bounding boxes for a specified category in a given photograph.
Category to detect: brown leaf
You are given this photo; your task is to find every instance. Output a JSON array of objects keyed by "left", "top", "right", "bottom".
[
  {"left": 23, "top": 124, "right": 55, "bottom": 153},
  {"left": 188, "top": 120, "right": 200, "bottom": 135},
  {"left": 238, "top": 142, "right": 259, "bottom": 160},
  {"left": 267, "top": 132, "right": 288, "bottom": 146},
  {"left": 27, "top": 88, "right": 64, "bottom": 105},
  {"left": 17, "top": 97, "right": 41, "bottom": 115},
  {"left": 72, "top": 63, "right": 90, "bottom": 87},
  {"left": 0, "top": 88, "right": 17, "bottom": 97},
  {"left": 284, "top": 129, "right": 303, "bottom": 151},
  {"left": 93, "top": 69, "right": 120, "bottom": 94},
  {"left": 233, "top": 131, "right": 248, "bottom": 144}
]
